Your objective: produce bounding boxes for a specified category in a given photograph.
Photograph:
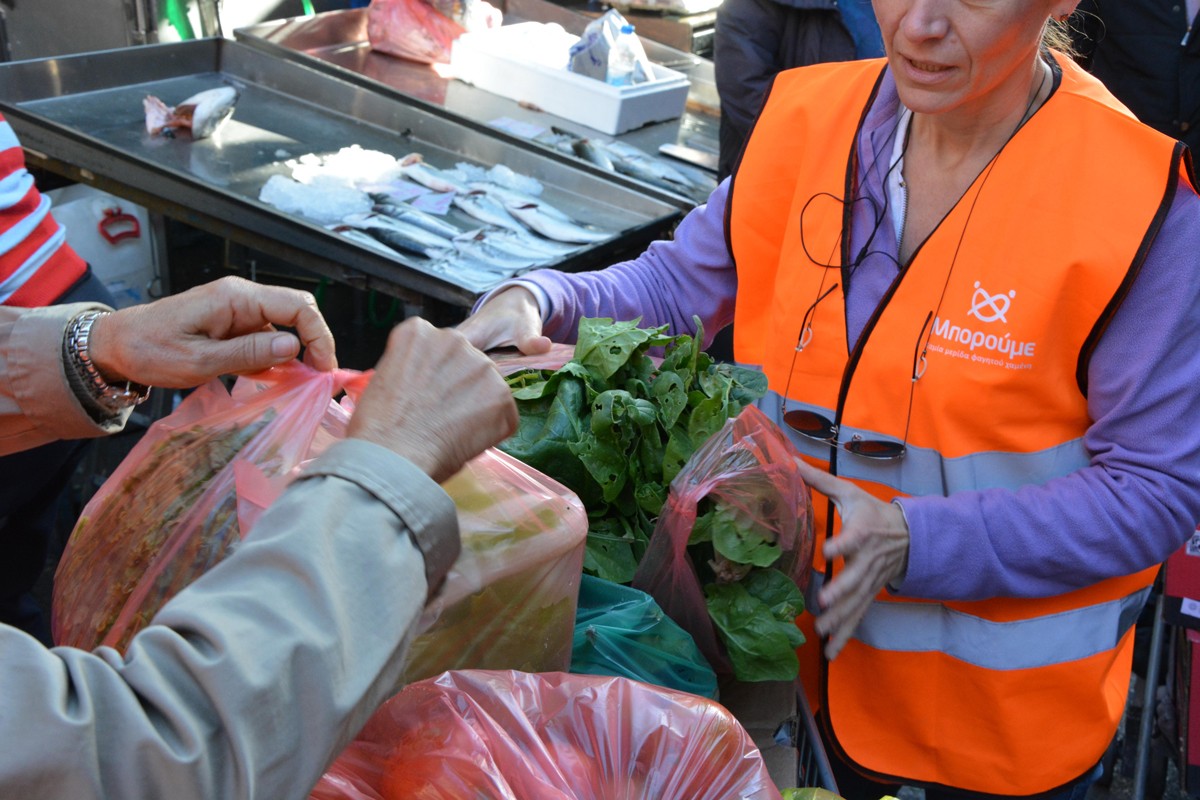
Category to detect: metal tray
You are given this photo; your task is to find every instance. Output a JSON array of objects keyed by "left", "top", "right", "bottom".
[
  {"left": 233, "top": 8, "right": 720, "bottom": 206},
  {"left": 0, "top": 37, "right": 684, "bottom": 308}
]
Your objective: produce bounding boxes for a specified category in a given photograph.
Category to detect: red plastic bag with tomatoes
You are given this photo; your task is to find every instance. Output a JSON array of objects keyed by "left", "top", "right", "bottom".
[{"left": 309, "top": 670, "right": 784, "bottom": 800}]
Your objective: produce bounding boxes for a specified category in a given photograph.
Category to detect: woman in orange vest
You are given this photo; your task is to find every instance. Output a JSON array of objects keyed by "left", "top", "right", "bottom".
[{"left": 460, "top": 0, "right": 1200, "bottom": 797}]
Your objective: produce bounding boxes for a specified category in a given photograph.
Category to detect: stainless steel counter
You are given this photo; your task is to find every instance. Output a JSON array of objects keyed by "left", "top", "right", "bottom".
[
  {"left": 234, "top": 6, "right": 720, "bottom": 206},
  {"left": 0, "top": 37, "right": 684, "bottom": 309}
]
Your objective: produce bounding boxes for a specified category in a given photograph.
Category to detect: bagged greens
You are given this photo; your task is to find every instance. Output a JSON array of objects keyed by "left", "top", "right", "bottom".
[
  {"left": 499, "top": 318, "right": 810, "bottom": 683},
  {"left": 633, "top": 406, "right": 815, "bottom": 682}
]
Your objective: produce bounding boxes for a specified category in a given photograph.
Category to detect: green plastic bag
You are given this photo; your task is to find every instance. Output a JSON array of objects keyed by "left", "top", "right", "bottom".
[{"left": 571, "top": 574, "right": 718, "bottom": 699}]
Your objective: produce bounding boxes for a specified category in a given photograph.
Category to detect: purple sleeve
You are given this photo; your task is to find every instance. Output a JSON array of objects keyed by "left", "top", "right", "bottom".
[
  {"left": 899, "top": 183, "right": 1200, "bottom": 600},
  {"left": 522, "top": 180, "right": 738, "bottom": 348}
]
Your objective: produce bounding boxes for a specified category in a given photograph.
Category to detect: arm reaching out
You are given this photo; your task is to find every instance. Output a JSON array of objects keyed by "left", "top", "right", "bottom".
[
  {"left": 87, "top": 276, "right": 337, "bottom": 388},
  {"left": 456, "top": 285, "right": 552, "bottom": 355}
]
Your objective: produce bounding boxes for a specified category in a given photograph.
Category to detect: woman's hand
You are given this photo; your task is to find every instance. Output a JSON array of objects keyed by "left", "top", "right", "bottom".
[
  {"left": 794, "top": 458, "right": 910, "bottom": 660},
  {"left": 456, "top": 286, "right": 552, "bottom": 355},
  {"left": 88, "top": 276, "right": 337, "bottom": 387}
]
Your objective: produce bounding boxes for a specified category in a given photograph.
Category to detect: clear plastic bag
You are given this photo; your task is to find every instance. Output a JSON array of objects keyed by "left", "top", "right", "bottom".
[
  {"left": 400, "top": 447, "right": 587, "bottom": 684},
  {"left": 309, "top": 669, "right": 784, "bottom": 800},
  {"left": 631, "top": 405, "right": 814, "bottom": 682},
  {"left": 52, "top": 362, "right": 355, "bottom": 651},
  {"left": 367, "top": 0, "right": 501, "bottom": 64},
  {"left": 571, "top": 573, "right": 718, "bottom": 699}
]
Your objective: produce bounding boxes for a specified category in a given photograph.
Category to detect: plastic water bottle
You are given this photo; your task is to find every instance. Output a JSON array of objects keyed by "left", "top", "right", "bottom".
[{"left": 607, "top": 24, "right": 638, "bottom": 87}]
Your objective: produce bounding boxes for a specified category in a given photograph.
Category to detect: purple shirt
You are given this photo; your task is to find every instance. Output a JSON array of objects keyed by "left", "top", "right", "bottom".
[{"left": 505, "top": 71, "right": 1200, "bottom": 602}]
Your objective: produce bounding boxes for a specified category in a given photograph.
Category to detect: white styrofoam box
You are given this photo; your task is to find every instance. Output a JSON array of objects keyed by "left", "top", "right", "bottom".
[
  {"left": 48, "top": 184, "right": 159, "bottom": 308},
  {"left": 450, "top": 22, "right": 690, "bottom": 136}
]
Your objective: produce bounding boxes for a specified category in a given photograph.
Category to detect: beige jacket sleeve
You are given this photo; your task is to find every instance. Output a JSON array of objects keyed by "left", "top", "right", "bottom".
[
  {"left": 0, "top": 437, "right": 458, "bottom": 800},
  {"left": 0, "top": 301, "right": 128, "bottom": 455}
]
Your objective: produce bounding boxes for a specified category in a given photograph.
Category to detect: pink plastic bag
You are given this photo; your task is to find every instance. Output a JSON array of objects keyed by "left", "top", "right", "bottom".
[
  {"left": 52, "top": 362, "right": 356, "bottom": 652},
  {"left": 367, "top": 0, "right": 501, "bottom": 64},
  {"left": 489, "top": 342, "right": 576, "bottom": 376},
  {"left": 398, "top": 447, "right": 587, "bottom": 685},
  {"left": 309, "top": 670, "right": 784, "bottom": 800},
  {"left": 631, "top": 405, "right": 814, "bottom": 681},
  {"left": 53, "top": 363, "right": 586, "bottom": 688}
]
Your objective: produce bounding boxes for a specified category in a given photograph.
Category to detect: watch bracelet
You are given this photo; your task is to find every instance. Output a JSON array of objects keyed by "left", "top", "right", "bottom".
[{"left": 63, "top": 310, "right": 151, "bottom": 417}]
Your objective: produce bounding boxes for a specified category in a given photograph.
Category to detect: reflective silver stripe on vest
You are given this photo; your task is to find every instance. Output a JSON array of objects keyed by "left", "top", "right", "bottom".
[
  {"left": 852, "top": 586, "right": 1151, "bottom": 670},
  {"left": 755, "top": 390, "right": 1090, "bottom": 494}
]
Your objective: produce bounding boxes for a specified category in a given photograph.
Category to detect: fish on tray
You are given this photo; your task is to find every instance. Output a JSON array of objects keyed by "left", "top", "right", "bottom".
[
  {"left": 328, "top": 224, "right": 407, "bottom": 259},
  {"left": 340, "top": 212, "right": 454, "bottom": 259},
  {"left": 371, "top": 199, "right": 466, "bottom": 240},
  {"left": 463, "top": 226, "right": 579, "bottom": 259},
  {"left": 452, "top": 190, "right": 528, "bottom": 234},
  {"left": 397, "top": 153, "right": 470, "bottom": 195},
  {"left": 452, "top": 230, "right": 547, "bottom": 271},
  {"left": 144, "top": 86, "right": 239, "bottom": 140},
  {"left": 505, "top": 201, "right": 612, "bottom": 244},
  {"left": 467, "top": 182, "right": 573, "bottom": 223}
]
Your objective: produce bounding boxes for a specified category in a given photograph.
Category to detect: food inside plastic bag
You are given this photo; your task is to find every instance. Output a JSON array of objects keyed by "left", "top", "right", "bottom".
[
  {"left": 309, "top": 670, "right": 784, "bottom": 800},
  {"left": 367, "top": 0, "right": 501, "bottom": 64},
  {"left": 52, "top": 363, "right": 353, "bottom": 651},
  {"left": 571, "top": 573, "right": 718, "bottom": 699},
  {"left": 53, "top": 364, "right": 587, "bottom": 686},
  {"left": 399, "top": 447, "right": 587, "bottom": 684},
  {"left": 498, "top": 316, "right": 767, "bottom": 586},
  {"left": 632, "top": 405, "right": 815, "bottom": 682}
]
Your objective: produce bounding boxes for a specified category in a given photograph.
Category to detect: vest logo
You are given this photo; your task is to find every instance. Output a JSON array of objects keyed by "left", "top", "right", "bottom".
[
  {"left": 968, "top": 281, "right": 1016, "bottom": 324},
  {"left": 927, "top": 280, "right": 1036, "bottom": 372}
]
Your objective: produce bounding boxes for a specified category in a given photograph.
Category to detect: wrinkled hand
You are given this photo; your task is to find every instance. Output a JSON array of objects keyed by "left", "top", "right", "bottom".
[
  {"left": 794, "top": 458, "right": 910, "bottom": 660},
  {"left": 456, "top": 286, "right": 552, "bottom": 354},
  {"left": 89, "top": 276, "right": 337, "bottom": 387},
  {"left": 348, "top": 318, "right": 518, "bottom": 483}
]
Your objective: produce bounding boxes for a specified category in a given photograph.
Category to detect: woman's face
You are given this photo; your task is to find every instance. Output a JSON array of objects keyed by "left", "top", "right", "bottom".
[{"left": 873, "top": 0, "right": 1062, "bottom": 119}]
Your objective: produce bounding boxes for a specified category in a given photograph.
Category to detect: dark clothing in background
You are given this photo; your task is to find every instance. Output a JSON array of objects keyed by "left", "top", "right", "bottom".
[
  {"left": 714, "top": 0, "right": 857, "bottom": 180},
  {"left": 1072, "top": 0, "right": 1200, "bottom": 155}
]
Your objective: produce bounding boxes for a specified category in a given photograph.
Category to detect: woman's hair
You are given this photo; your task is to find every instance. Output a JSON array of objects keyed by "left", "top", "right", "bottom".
[{"left": 1042, "top": 16, "right": 1078, "bottom": 57}]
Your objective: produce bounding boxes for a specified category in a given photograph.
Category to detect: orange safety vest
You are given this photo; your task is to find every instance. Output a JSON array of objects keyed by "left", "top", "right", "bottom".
[{"left": 728, "top": 55, "right": 1193, "bottom": 795}]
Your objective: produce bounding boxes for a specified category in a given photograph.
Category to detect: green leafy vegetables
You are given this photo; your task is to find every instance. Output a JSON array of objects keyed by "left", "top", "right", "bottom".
[
  {"left": 500, "top": 316, "right": 767, "bottom": 583},
  {"left": 500, "top": 317, "right": 812, "bottom": 682}
]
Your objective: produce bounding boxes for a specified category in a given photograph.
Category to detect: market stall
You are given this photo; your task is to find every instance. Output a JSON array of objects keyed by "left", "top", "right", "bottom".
[
  {"left": 0, "top": 4, "right": 840, "bottom": 796},
  {"left": 233, "top": 3, "right": 721, "bottom": 206},
  {"left": 0, "top": 36, "right": 684, "bottom": 315}
]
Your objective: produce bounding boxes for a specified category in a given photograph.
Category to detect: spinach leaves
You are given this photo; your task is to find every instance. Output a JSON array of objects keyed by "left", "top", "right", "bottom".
[{"left": 500, "top": 316, "right": 767, "bottom": 584}]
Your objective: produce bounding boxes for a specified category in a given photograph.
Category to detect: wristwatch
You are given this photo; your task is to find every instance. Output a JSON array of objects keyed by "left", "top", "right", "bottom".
[{"left": 63, "top": 310, "right": 151, "bottom": 418}]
